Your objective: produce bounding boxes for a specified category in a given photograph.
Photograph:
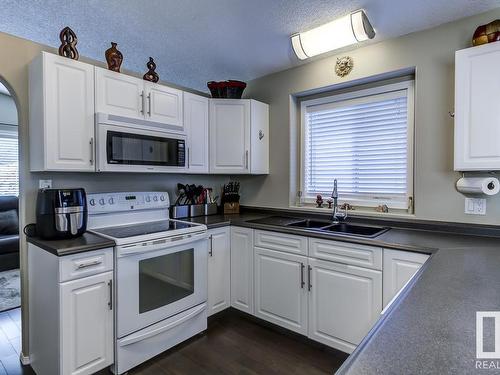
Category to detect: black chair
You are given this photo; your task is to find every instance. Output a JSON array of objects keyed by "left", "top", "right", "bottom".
[{"left": 0, "top": 196, "right": 19, "bottom": 271}]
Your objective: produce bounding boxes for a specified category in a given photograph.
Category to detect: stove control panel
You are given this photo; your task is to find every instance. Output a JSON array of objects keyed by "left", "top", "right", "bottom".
[{"left": 87, "top": 192, "right": 170, "bottom": 213}]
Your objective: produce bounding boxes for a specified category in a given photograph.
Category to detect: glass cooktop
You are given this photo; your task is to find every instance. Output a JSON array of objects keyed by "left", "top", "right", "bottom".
[{"left": 94, "top": 220, "right": 197, "bottom": 239}]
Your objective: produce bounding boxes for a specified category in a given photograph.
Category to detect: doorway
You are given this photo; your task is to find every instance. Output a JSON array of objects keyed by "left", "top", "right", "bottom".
[{"left": 0, "top": 81, "right": 21, "bottom": 365}]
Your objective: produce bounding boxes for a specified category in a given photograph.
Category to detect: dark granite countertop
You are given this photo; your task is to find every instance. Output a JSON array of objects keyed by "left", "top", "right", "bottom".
[
  {"left": 192, "top": 211, "right": 500, "bottom": 374},
  {"left": 26, "top": 232, "right": 115, "bottom": 256},
  {"left": 26, "top": 209, "right": 500, "bottom": 373}
]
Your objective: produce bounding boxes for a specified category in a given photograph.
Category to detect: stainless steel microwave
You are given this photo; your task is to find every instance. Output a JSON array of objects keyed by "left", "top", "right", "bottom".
[{"left": 96, "top": 113, "right": 186, "bottom": 173}]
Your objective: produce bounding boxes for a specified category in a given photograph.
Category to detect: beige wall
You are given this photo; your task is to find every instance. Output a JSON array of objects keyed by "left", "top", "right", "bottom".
[
  {"left": 0, "top": 31, "right": 229, "bottom": 357},
  {"left": 240, "top": 8, "right": 500, "bottom": 226}
]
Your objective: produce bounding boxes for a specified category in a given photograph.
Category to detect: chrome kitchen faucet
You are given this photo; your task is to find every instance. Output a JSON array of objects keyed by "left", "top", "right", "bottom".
[{"left": 331, "top": 179, "right": 347, "bottom": 223}]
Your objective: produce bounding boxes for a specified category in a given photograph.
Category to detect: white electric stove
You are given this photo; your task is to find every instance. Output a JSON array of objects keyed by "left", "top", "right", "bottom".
[{"left": 87, "top": 191, "right": 208, "bottom": 375}]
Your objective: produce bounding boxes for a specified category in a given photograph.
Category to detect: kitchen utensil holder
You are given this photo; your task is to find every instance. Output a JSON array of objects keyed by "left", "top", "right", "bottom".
[
  {"left": 189, "top": 204, "right": 205, "bottom": 217},
  {"left": 205, "top": 203, "right": 218, "bottom": 216},
  {"left": 170, "top": 205, "right": 190, "bottom": 219}
]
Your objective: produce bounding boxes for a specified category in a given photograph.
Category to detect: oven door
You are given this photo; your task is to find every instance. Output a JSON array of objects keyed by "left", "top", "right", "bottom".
[
  {"left": 116, "top": 232, "right": 208, "bottom": 338},
  {"left": 96, "top": 123, "right": 186, "bottom": 173}
]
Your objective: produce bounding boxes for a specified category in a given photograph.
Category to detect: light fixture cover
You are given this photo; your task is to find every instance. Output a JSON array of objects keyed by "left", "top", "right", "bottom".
[{"left": 291, "top": 10, "right": 375, "bottom": 60}]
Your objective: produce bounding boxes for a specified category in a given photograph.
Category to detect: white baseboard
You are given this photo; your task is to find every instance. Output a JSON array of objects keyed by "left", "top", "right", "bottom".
[{"left": 19, "top": 352, "right": 30, "bottom": 365}]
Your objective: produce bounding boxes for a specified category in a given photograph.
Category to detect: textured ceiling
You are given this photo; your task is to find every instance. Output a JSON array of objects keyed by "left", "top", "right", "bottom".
[{"left": 1, "top": 0, "right": 498, "bottom": 92}]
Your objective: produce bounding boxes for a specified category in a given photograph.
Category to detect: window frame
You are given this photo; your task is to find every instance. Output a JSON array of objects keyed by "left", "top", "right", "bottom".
[{"left": 299, "top": 80, "right": 414, "bottom": 211}]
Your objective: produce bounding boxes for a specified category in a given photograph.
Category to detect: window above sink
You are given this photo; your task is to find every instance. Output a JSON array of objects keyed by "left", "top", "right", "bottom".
[{"left": 298, "top": 79, "right": 415, "bottom": 214}]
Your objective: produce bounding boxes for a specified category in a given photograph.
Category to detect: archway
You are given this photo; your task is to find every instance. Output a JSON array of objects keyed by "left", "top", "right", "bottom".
[{"left": 0, "top": 79, "right": 21, "bottom": 362}]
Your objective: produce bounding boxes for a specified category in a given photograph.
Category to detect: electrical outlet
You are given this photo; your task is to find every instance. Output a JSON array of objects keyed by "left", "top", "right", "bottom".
[
  {"left": 464, "top": 198, "right": 486, "bottom": 215},
  {"left": 39, "top": 179, "right": 52, "bottom": 189}
]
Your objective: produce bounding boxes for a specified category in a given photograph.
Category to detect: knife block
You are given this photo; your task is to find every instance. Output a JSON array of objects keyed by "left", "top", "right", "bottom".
[{"left": 223, "top": 202, "right": 240, "bottom": 214}]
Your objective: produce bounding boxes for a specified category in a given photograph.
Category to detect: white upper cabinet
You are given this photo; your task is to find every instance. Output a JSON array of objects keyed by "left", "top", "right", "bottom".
[
  {"left": 95, "top": 67, "right": 144, "bottom": 120},
  {"left": 184, "top": 92, "right": 209, "bottom": 173},
  {"left": 95, "top": 67, "right": 184, "bottom": 131},
  {"left": 455, "top": 42, "right": 500, "bottom": 171},
  {"left": 383, "top": 249, "right": 429, "bottom": 308},
  {"left": 29, "top": 52, "right": 95, "bottom": 171},
  {"left": 145, "top": 82, "right": 183, "bottom": 131},
  {"left": 209, "top": 99, "right": 269, "bottom": 174}
]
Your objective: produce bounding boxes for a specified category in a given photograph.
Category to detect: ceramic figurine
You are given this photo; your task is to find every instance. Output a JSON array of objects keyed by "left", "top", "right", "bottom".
[
  {"left": 327, "top": 199, "right": 333, "bottom": 209},
  {"left": 105, "top": 42, "right": 123, "bottom": 72},
  {"left": 316, "top": 194, "right": 324, "bottom": 208},
  {"left": 143, "top": 57, "right": 159, "bottom": 82},
  {"left": 58, "top": 26, "right": 79, "bottom": 60}
]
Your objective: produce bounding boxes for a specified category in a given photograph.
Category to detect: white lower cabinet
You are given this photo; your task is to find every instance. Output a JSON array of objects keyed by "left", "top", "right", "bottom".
[
  {"left": 207, "top": 227, "right": 231, "bottom": 316},
  {"left": 383, "top": 249, "right": 429, "bottom": 308},
  {"left": 230, "top": 227, "right": 254, "bottom": 314},
  {"left": 61, "top": 272, "right": 114, "bottom": 375},
  {"left": 28, "top": 245, "right": 114, "bottom": 375},
  {"left": 307, "top": 258, "right": 382, "bottom": 353},
  {"left": 254, "top": 247, "right": 308, "bottom": 335}
]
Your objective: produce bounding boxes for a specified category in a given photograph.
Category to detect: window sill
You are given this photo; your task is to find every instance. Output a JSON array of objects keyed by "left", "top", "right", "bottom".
[{"left": 287, "top": 205, "right": 415, "bottom": 219}]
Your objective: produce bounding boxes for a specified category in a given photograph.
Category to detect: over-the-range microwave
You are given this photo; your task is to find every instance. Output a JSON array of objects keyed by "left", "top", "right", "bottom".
[{"left": 95, "top": 113, "right": 186, "bottom": 173}]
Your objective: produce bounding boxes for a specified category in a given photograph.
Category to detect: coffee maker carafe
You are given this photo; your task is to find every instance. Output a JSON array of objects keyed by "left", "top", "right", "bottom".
[{"left": 36, "top": 188, "right": 87, "bottom": 239}]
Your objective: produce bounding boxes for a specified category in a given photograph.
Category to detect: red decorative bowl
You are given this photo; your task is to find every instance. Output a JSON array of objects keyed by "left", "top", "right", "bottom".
[{"left": 207, "top": 80, "right": 247, "bottom": 99}]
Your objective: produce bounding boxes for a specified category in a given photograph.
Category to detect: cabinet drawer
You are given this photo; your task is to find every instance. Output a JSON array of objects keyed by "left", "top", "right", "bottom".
[
  {"left": 309, "top": 239, "right": 382, "bottom": 270},
  {"left": 59, "top": 248, "right": 114, "bottom": 282},
  {"left": 254, "top": 230, "right": 307, "bottom": 256}
]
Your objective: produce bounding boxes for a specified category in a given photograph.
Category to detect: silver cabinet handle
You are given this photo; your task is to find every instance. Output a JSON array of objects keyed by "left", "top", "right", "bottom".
[
  {"left": 108, "top": 280, "right": 113, "bottom": 310},
  {"left": 187, "top": 148, "right": 190, "bottom": 169},
  {"left": 140, "top": 91, "right": 145, "bottom": 114},
  {"left": 89, "top": 138, "right": 94, "bottom": 165},
  {"left": 300, "top": 262, "right": 305, "bottom": 289},
  {"left": 76, "top": 259, "right": 102, "bottom": 269},
  {"left": 209, "top": 235, "right": 213, "bottom": 257},
  {"left": 308, "top": 265, "right": 312, "bottom": 291},
  {"left": 245, "top": 150, "right": 249, "bottom": 170},
  {"left": 147, "top": 93, "right": 151, "bottom": 116}
]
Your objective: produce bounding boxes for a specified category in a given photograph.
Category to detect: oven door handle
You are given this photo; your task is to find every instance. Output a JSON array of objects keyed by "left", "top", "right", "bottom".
[
  {"left": 116, "top": 232, "right": 208, "bottom": 257},
  {"left": 118, "top": 303, "right": 206, "bottom": 347}
]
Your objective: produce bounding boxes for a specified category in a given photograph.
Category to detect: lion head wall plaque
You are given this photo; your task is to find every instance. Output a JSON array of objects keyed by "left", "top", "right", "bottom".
[{"left": 335, "top": 56, "right": 354, "bottom": 77}]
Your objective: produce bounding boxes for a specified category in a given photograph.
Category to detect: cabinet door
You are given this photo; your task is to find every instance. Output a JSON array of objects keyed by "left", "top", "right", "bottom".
[
  {"left": 95, "top": 67, "right": 144, "bottom": 119},
  {"left": 145, "top": 82, "right": 184, "bottom": 130},
  {"left": 254, "top": 247, "right": 308, "bottom": 335},
  {"left": 308, "top": 258, "right": 382, "bottom": 354},
  {"left": 455, "top": 42, "right": 500, "bottom": 171},
  {"left": 230, "top": 227, "right": 254, "bottom": 314},
  {"left": 184, "top": 92, "right": 209, "bottom": 173},
  {"left": 250, "top": 100, "right": 269, "bottom": 174},
  {"left": 210, "top": 99, "right": 250, "bottom": 174},
  {"left": 43, "top": 53, "right": 95, "bottom": 171},
  {"left": 60, "top": 271, "right": 113, "bottom": 375},
  {"left": 383, "top": 249, "right": 429, "bottom": 308},
  {"left": 207, "top": 227, "right": 231, "bottom": 316}
]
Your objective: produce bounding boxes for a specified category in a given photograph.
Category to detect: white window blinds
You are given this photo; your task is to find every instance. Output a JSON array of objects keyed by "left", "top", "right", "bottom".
[
  {"left": 301, "top": 82, "right": 413, "bottom": 209},
  {"left": 0, "top": 128, "right": 18, "bottom": 196}
]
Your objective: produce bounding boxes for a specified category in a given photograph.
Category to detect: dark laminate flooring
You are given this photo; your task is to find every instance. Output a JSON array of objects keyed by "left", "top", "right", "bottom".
[
  {"left": 3, "top": 308, "right": 347, "bottom": 374},
  {"left": 0, "top": 308, "right": 34, "bottom": 375},
  {"left": 118, "top": 309, "right": 348, "bottom": 375}
]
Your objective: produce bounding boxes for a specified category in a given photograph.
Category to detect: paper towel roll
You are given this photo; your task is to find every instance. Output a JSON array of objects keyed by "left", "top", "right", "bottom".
[{"left": 456, "top": 177, "right": 500, "bottom": 196}]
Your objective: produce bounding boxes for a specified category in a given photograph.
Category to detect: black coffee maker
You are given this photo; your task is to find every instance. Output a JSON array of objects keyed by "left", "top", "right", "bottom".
[{"left": 36, "top": 188, "right": 87, "bottom": 239}]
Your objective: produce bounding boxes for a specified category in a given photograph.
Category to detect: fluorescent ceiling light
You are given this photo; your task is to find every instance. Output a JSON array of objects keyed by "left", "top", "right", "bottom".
[{"left": 291, "top": 10, "right": 375, "bottom": 60}]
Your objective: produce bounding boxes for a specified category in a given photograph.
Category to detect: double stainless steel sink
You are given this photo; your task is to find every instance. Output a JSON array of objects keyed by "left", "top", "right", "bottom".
[{"left": 248, "top": 216, "right": 389, "bottom": 238}]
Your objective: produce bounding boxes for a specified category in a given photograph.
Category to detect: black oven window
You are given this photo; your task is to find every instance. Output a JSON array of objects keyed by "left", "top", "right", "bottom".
[
  {"left": 107, "top": 131, "right": 184, "bottom": 166},
  {"left": 138, "top": 248, "right": 194, "bottom": 313}
]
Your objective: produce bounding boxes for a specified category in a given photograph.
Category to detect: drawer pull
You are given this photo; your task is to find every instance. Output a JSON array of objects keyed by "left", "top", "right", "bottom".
[{"left": 76, "top": 259, "right": 102, "bottom": 269}]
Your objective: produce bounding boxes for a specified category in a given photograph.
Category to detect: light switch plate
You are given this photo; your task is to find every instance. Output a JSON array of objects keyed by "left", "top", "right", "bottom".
[
  {"left": 464, "top": 198, "right": 486, "bottom": 215},
  {"left": 39, "top": 179, "right": 52, "bottom": 189}
]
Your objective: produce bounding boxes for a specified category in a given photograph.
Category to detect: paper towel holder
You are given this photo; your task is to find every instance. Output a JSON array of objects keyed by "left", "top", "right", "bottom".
[{"left": 456, "top": 176, "right": 500, "bottom": 196}]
